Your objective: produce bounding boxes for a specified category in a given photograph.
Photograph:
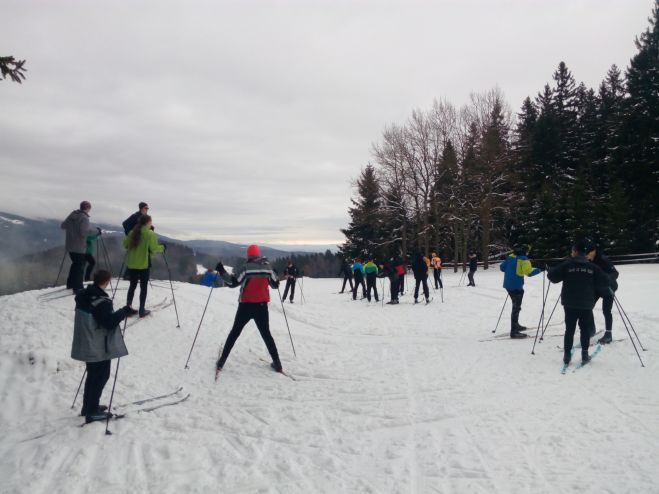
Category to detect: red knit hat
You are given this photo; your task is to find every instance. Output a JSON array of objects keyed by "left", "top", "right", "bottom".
[{"left": 246, "top": 244, "right": 260, "bottom": 257}]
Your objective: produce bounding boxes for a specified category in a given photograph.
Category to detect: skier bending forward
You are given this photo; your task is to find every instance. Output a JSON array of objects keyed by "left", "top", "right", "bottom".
[{"left": 215, "top": 244, "right": 283, "bottom": 375}]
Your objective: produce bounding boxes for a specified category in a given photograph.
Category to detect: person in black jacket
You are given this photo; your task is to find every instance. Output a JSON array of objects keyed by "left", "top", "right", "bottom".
[
  {"left": 411, "top": 252, "right": 430, "bottom": 304},
  {"left": 467, "top": 252, "right": 478, "bottom": 286},
  {"left": 122, "top": 202, "right": 149, "bottom": 235},
  {"left": 586, "top": 244, "right": 619, "bottom": 344},
  {"left": 72, "top": 270, "right": 132, "bottom": 423},
  {"left": 338, "top": 260, "right": 354, "bottom": 293},
  {"left": 547, "top": 240, "right": 611, "bottom": 365},
  {"left": 282, "top": 260, "right": 298, "bottom": 303},
  {"left": 379, "top": 260, "right": 400, "bottom": 304}
]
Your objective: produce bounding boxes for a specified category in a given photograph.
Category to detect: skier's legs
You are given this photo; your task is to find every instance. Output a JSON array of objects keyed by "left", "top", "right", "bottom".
[
  {"left": 373, "top": 277, "right": 379, "bottom": 302},
  {"left": 577, "top": 309, "right": 595, "bottom": 354},
  {"left": 67, "top": 252, "right": 86, "bottom": 290},
  {"left": 282, "top": 280, "right": 291, "bottom": 300},
  {"left": 414, "top": 278, "right": 421, "bottom": 300},
  {"left": 126, "top": 269, "right": 139, "bottom": 307},
  {"left": 82, "top": 360, "right": 110, "bottom": 415},
  {"left": 422, "top": 277, "right": 429, "bottom": 299},
  {"left": 390, "top": 278, "right": 399, "bottom": 301},
  {"left": 602, "top": 295, "right": 614, "bottom": 332},
  {"left": 467, "top": 269, "right": 475, "bottom": 286},
  {"left": 563, "top": 308, "right": 578, "bottom": 354},
  {"left": 289, "top": 279, "right": 296, "bottom": 301},
  {"left": 217, "top": 304, "right": 252, "bottom": 368},
  {"left": 341, "top": 276, "right": 348, "bottom": 292},
  {"left": 253, "top": 303, "right": 281, "bottom": 368},
  {"left": 433, "top": 270, "right": 440, "bottom": 289},
  {"left": 438, "top": 270, "right": 443, "bottom": 289},
  {"left": 508, "top": 289, "right": 524, "bottom": 329},
  {"left": 84, "top": 254, "right": 96, "bottom": 282},
  {"left": 138, "top": 269, "right": 149, "bottom": 312}
]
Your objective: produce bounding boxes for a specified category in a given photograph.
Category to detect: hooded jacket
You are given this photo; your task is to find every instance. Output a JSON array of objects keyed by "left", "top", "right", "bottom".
[
  {"left": 61, "top": 210, "right": 95, "bottom": 254},
  {"left": 71, "top": 284, "right": 128, "bottom": 362}
]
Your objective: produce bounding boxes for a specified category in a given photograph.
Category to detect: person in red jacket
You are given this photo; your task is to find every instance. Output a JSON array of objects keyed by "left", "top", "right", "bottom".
[{"left": 214, "top": 244, "right": 283, "bottom": 374}]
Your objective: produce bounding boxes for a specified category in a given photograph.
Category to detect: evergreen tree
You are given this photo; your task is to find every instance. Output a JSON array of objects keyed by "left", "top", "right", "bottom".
[{"left": 340, "top": 165, "right": 385, "bottom": 260}]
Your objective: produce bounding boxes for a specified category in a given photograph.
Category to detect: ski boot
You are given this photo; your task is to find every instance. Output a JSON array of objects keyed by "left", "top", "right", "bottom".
[
  {"left": 85, "top": 410, "right": 113, "bottom": 424},
  {"left": 581, "top": 352, "right": 591, "bottom": 364},
  {"left": 270, "top": 362, "right": 283, "bottom": 373},
  {"left": 563, "top": 350, "right": 571, "bottom": 365},
  {"left": 598, "top": 331, "right": 613, "bottom": 344},
  {"left": 80, "top": 404, "right": 108, "bottom": 417},
  {"left": 510, "top": 330, "right": 528, "bottom": 339},
  {"left": 139, "top": 309, "right": 151, "bottom": 318},
  {"left": 125, "top": 307, "right": 138, "bottom": 316}
]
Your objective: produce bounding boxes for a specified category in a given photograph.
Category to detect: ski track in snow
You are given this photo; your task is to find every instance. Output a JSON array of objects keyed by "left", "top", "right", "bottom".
[{"left": 1, "top": 267, "right": 659, "bottom": 493}]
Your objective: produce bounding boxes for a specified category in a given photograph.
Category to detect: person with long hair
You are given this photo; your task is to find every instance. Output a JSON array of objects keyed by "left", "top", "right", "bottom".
[{"left": 123, "top": 214, "right": 165, "bottom": 317}]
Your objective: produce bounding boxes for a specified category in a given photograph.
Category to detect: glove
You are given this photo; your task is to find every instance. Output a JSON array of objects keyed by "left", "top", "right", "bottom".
[
  {"left": 97, "top": 227, "right": 102, "bottom": 235},
  {"left": 215, "top": 261, "right": 225, "bottom": 273}
]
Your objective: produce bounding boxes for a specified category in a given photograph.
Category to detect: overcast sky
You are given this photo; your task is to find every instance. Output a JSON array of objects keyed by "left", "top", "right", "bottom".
[{"left": 0, "top": 0, "right": 653, "bottom": 246}]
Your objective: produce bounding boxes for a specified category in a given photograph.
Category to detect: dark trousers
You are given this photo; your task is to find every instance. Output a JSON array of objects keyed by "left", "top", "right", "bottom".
[
  {"left": 467, "top": 269, "right": 476, "bottom": 286},
  {"left": 399, "top": 274, "right": 405, "bottom": 294},
  {"left": 366, "top": 274, "right": 379, "bottom": 302},
  {"left": 282, "top": 278, "right": 296, "bottom": 301},
  {"left": 84, "top": 254, "right": 96, "bottom": 282},
  {"left": 390, "top": 278, "right": 399, "bottom": 301},
  {"left": 352, "top": 277, "right": 366, "bottom": 300},
  {"left": 127, "top": 268, "right": 149, "bottom": 311},
  {"left": 66, "top": 252, "right": 86, "bottom": 290},
  {"left": 563, "top": 307, "right": 595, "bottom": 355},
  {"left": 340, "top": 275, "right": 354, "bottom": 293},
  {"left": 507, "top": 289, "right": 524, "bottom": 330},
  {"left": 414, "top": 276, "right": 429, "bottom": 301},
  {"left": 433, "top": 269, "right": 443, "bottom": 289},
  {"left": 217, "top": 303, "right": 280, "bottom": 368},
  {"left": 595, "top": 294, "right": 614, "bottom": 332},
  {"left": 82, "top": 360, "right": 111, "bottom": 416}
]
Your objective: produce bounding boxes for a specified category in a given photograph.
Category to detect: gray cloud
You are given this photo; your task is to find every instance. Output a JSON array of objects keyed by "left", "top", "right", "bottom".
[{"left": 0, "top": 0, "right": 652, "bottom": 244}]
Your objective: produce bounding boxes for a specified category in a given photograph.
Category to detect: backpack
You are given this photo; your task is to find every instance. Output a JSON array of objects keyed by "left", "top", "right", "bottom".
[{"left": 516, "top": 258, "right": 533, "bottom": 277}]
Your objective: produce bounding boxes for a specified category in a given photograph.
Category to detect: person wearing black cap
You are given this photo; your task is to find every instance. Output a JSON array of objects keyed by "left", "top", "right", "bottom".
[
  {"left": 586, "top": 243, "right": 619, "bottom": 344},
  {"left": 547, "top": 240, "right": 611, "bottom": 365},
  {"left": 122, "top": 202, "right": 149, "bottom": 235},
  {"left": 282, "top": 260, "right": 299, "bottom": 303},
  {"left": 499, "top": 245, "right": 542, "bottom": 338}
]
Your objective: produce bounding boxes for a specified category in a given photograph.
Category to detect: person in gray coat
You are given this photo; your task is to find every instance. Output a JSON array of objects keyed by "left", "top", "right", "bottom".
[
  {"left": 71, "top": 269, "right": 131, "bottom": 423},
  {"left": 61, "top": 201, "right": 96, "bottom": 292}
]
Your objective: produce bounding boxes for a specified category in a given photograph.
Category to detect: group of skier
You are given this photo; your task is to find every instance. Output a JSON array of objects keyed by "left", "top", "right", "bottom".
[
  {"left": 66, "top": 201, "right": 169, "bottom": 423},
  {"left": 341, "top": 252, "right": 446, "bottom": 305},
  {"left": 63, "top": 197, "right": 621, "bottom": 423}
]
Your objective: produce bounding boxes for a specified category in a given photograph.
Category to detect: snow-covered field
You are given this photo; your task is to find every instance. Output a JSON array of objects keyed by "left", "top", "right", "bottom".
[{"left": 1, "top": 266, "right": 658, "bottom": 493}]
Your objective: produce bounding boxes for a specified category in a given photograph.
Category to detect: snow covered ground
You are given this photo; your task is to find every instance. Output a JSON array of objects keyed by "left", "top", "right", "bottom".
[{"left": 1, "top": 265, "right": 658, "bottom": 493}]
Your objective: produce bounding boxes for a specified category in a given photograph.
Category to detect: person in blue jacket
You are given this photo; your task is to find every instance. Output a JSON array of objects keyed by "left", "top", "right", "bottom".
[
  {"left": 351, "top": 259, "right": 367, "bottom": 301},
  {"left": 200, "top": 268, "right": 218, "bottom": 287},
  {"left": 500, "top": 245, "right": 542, "bottom": 338}
]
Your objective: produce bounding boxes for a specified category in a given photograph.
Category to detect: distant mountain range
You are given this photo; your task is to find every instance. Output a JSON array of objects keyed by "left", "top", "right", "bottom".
[{"left": 0, "top": 211, "right": 332, "bottom": 261}]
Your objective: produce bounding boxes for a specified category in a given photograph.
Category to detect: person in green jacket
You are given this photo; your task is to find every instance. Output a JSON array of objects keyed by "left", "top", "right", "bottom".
[
  {"left": 84, "top": 230, "right": 101, "bottom": 282},
  {"left": 363, "top": 259, "right": 379, "bottom": 302},
  {"left": 123, "top": 215, "right": 165, "bottom": 317}
]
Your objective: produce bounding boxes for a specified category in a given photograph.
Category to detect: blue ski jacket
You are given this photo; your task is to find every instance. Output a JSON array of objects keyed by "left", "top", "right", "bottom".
[{"left": 500, "top": 254, "right": 541, "bottom": 290}]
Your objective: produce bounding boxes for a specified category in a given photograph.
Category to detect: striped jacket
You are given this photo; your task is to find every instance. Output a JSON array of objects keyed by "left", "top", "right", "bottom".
[{"left": 219, "top": 257, "right": 279, "bottom": 303}]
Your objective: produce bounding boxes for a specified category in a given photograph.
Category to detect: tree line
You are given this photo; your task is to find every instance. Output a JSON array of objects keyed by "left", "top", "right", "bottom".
[{"left": 341, "top": 3, "right": 659, "bottom": 267}]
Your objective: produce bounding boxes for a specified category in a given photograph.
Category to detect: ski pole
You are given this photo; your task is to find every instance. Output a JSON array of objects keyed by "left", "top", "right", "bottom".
[
  {"left": 277, "top": 286, "right": 297, "bottom": 357},
  {"left": 299, "top": 277, "right": 306, "bottom": 305},
  {"left": 99, "top": 236, "right": 112, "bottom": 272},
  {"left": 491, "top": 294, "right": 509, "bottom": 334},
  {"left": 184, "top": 284, "right": 215, "bottom": 369},
  {"left": 440, "top": 287, "right": 444, "bottom": 303},
  {"left": 531, "top": 271, "right": 550, "bottom": 355},
  {"left": 53, "top": 250, "right": 67, "bottom": 287},
  {"left": 105, "top": 316, "right": 128, "bottom": 435},
  {"left": 613, "top": 296, "right": 645, "bottom": 367},
  {"left": 540, "top": 295, "right": 561, "bottom": 340},
  {"left": 71, "top": 368, "right": 86, "bottom": 409},
  {"left": 162, "top": 252, "right": 181, "bottom": 328},
  {"left": 613, "top": 295, "right": 646, "bottom": 351},
  {"left": 112, "top": 253, "right": 126, "bottom": 300}
]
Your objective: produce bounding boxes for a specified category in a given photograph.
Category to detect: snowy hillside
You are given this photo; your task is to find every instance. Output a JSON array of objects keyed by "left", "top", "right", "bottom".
[{"left": 1, "top": 266, "right": 658, "bottom": 493}]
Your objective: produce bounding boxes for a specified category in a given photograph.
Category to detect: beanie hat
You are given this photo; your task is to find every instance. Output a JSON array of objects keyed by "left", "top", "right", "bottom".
[
  {"left": 246, "top": 244, "right": 260, "bottom": 258},
  {"left": 139, "top": 202, "right": 148, "bottom": 209},
  {"left": 572, "top": 239, "right": 591, "bottom": 255}
]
